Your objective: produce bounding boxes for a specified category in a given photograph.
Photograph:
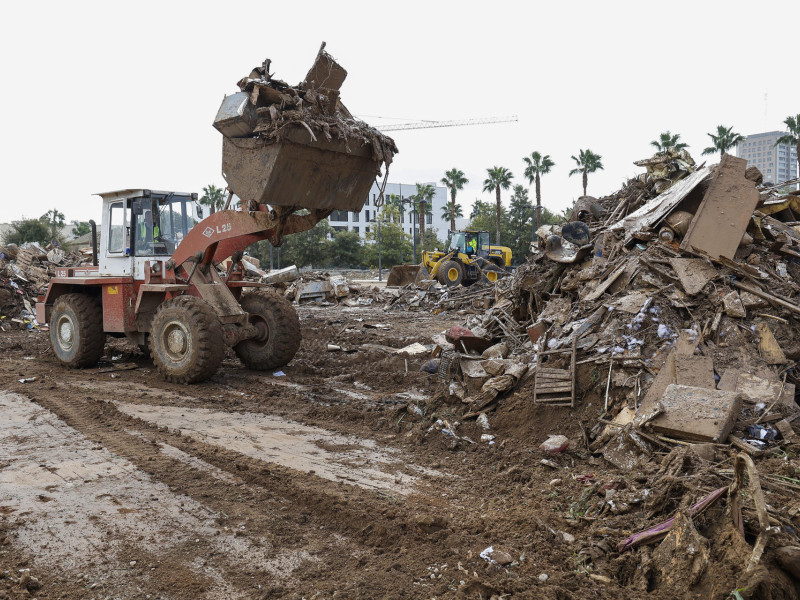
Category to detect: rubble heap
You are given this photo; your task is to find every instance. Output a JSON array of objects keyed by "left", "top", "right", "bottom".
[
  {"left": 402, "top": 152, "right": 800, "bottom": 595},
  {"left": 0, "top": 241, "right": 89, "bottom": 330}
]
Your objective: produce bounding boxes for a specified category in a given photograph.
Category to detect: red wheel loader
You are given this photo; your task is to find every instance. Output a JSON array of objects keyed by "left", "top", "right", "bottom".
[{"left": 36, "top": 48, "right": 396, "bottom": 383}]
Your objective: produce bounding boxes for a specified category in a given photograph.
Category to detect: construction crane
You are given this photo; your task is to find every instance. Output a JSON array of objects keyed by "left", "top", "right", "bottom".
[{"left": 376, "top": 116, "right": 518, "bottom": 132}]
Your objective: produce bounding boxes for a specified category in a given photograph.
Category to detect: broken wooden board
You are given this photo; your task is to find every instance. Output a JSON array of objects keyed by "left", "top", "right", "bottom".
[
  {"left": 304, "top": 43, "right": 347, "bottom": 91},
  {"left": 756, "top": 322, "right": 787, "bottom": 364},
  {"left": 582, "top": 263, "right": 627, "bottom": 302},
  {"left": 606, "top": 291, "right": 649, "bottom": 314},
  {"left": 609, "top": 167, "right": 710, "bottom": 244},
  {"left": 735, "top": 372, "right": 797, "bottom": 411},
  {"left": 668, "top": 258, "right": 718, "bottom": 295},
  {"left": 674, "top": 355, "right": 715, "bottom": 389},
  {"left": 651, "top": 384, "right": 742, "bottom": 443},
  {"left": 680, "top": 155, "right": 760, "bottom": 259},
  {"left": 638, "top": 332, "right": 701, "bottom": 413}
]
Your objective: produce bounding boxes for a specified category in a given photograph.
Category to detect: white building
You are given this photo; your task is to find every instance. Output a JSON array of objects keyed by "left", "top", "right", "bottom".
[
  {"left": 327, "top": 181, "right": 468, "bottom": 243},
  {"left": 736, "top": 131, "right": 798, "bottom": 185}
]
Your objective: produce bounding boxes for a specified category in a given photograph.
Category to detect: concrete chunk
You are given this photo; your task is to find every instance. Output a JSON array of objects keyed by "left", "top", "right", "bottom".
[{"left": 651, "top": 384, "right": 742, "bottom": 443}]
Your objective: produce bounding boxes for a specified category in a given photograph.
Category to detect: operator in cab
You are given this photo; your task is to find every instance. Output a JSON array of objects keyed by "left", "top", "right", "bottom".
[{"left": 466, "top": 235, "right": 478, "bottom": 255}]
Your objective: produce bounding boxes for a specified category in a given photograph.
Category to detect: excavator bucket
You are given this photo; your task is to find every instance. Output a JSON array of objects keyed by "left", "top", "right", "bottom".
[
  {"left": 222, "top": 130, "right": 380, "bottom": 212},
  {"left": 386, "top": 264, "right": 430, "bottom": 287}
]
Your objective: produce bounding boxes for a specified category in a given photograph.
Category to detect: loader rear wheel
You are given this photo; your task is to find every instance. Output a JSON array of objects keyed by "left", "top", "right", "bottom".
[
  {"left": 437, "top": 260, "right": 463, "bottom": 288},
  {"left": 50, "top": 293, "right": 105, "bottom": 368},
  {"left": 482, "top": 263, "right": 504, "bottom": 284},
  {"left": 149, "top": 295, "right": 224, "bottom": 384},
  {"left": 488, "top": 255, "right": 506, "bottom": 270},
  {"left": 234, "top": 289, "right": 301, "bottom": 370}
]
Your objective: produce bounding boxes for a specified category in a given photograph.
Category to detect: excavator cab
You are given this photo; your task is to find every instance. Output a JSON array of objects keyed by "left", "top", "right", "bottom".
[{"left": 131, "top": 194, "right": 199, "bottom": 257}]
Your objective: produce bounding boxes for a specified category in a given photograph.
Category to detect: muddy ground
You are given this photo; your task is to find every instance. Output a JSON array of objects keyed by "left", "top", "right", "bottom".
[{"left": 1, "top": 304, "right": 799, "bottom": 599}]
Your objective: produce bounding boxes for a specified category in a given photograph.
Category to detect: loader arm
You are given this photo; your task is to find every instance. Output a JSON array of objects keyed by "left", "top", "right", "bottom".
[{"left": 171, "top": 206, "right": 332, "bottom": 269}]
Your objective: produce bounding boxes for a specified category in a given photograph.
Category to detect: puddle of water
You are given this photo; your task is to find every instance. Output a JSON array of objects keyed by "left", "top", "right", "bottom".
[
  {"left": 0, "top": 392, "right": 315, "bottom": 595},
  {"left": 114, "top": 401, "right": 439, "bottom": 494}
]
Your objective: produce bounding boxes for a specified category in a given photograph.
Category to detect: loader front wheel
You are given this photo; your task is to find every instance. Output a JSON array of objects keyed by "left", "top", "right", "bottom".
[
  {"left": 50, "top": 293, "right": 105, "bottom": 368},
  {"left": 235, "top": 289, "right": 301, "bottom": 370},
  {"left": 437, "top": 260, "right": 464, "bottom": 287},
  {"left": 149, "top": 295, "right": 224, "bottom": 384},
  {"left": 482, "top": 263, "right": 504, "bottom": 284}
]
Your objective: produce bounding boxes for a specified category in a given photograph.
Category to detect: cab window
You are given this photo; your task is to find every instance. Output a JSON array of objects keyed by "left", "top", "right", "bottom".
[{"left": 108, "top": 202, "right": 125, "bottom": 253}]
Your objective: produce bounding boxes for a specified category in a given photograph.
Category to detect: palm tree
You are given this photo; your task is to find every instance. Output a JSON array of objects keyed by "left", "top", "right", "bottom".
[
  {"left": 409, "top": 183, "right": 436, "bottom": 240},
  {"left": 775, "top": 114, "right": 800, "bottom": 176},
  {"left": 651, "top": 131, "right": 688, "bottom": 152},
  {"left": 482, "top": 167, "right": 514, "bottom": 244},
  {"left": 440, "top": 168, "right": 469, "bottom": 233},
  {"left": 569, "top": 149, "right": 603, "bottom": 196},
  {"left": 523, "top": 151, "right": 555, "bottom": 232},
  {"left": 200, "top": 184, "right": 225, "bottom": 215},
  {"left": 702, "top": 125, "right": 745, "bottom": 161},
  {"left": 40, "top": 208, "right": 66, "bottom": 240},
  {"left": 440, "top": 202, "right": 463, "bottom": 222}
]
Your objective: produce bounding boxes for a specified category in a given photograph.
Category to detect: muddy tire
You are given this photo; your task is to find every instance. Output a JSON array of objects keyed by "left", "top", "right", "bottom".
[
  {"left": 437, "top": 260, "right": 463, "bottom": 287},
  {"left": 149, "top": 295, "right": 224, "bottom": 384},
  {"left": 234, "top": 289, "right": 301, "bottom": 370},
  {"left": 482, "top": 263, "right": 504, "bottom": 284},
  {"left": 488, "top": 255, "right": 506, "bottom": 270},
  {"left": 50, "top": 293, "right": 106, "bottom": 368}
]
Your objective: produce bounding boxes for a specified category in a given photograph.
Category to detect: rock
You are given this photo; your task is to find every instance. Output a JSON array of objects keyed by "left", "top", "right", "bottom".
[
  {"left": 540, "top": 435, "right": 569, "bottom": 453},
  {"left": 549, "top": 478, "right": 562, "bottom": 487},
  {"left": 561, "top": 532, "right": 575, "bottom": 543},
  {"left": 722, "top": 291, "right": 746, "bottom": 318},
  {"left": 538, "top": 573, "right": 549, "bottom": 583},
  {"left": 493, "top": 551, "right": 513, "bottom": 566},
  {"left": 18, "top": 571, "right": 41, "bottom": 592}
]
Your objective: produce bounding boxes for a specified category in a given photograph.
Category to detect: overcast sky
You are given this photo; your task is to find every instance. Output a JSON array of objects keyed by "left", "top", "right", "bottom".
[{"left": 1, "top": 0, "right": 797, "bottom": 225}]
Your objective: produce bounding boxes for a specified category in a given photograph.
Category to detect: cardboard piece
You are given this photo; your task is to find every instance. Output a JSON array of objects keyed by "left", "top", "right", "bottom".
[
  {"left": 668, "top": 258, "right": 718, "bottom": 295},
  {"left": 651, "top": 384, "right": 742, "bottom": 442},
  {"left": 680, "top": 155, "right": 760, "bottom": 259}
]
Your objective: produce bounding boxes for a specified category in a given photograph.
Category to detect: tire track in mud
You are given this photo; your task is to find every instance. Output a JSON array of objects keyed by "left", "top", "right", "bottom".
[{"left": 1, "top": 376, "right": 467, "bottom": 599}]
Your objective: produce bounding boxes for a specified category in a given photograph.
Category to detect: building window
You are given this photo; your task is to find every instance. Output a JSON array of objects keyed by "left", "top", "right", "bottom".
[
  {"left": 332, "top": 225, "right": 347, "bottom": 232},
  {"left": 426, "top": 212, "right": 432, "bottom": 225},
  {"left": 351, "top": 211, "right": 359, "bottom": 222},
  {"left": 329, "top": 209, "right": 348, "bottom": 222},
  {"left": 365, "top": 209, "right": 370, "bottom": 221},
  {"left": 365, "top": 226, "right": 370, "bottom": 234}
]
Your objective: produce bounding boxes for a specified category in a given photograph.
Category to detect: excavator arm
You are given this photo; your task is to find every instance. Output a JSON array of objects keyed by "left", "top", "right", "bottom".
[{"left": 171, "top": 205, "right": 332, "bottom": 271}]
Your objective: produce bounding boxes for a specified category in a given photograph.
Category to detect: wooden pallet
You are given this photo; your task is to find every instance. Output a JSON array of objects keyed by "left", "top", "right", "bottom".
[{"left": 534, "top": 337, "right": 576, "bottom": 407}]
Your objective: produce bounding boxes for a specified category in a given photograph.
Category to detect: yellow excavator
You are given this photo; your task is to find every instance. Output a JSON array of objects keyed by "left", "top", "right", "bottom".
[{"left": 388, "top": 230, "right": 512, "bottom": 287}]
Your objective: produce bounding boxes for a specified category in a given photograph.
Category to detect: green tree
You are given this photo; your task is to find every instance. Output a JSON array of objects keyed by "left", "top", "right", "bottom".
[
  {"left": 382, "top": 194, "right": 403, "bottom": 224},
  {"left": 329, "top": 230, "right": 364, "bottom": 268},
  {"left": 702, "top": 125, "right": 744, "bottom": 160},
  {"left": 419, "top": 227, "right": 442, "bottom": 253},
  {"left": 775, "top": 114, "right": 800, "bottom": 176},
  {"left": 200, "top": 184, "right": 226, "bottom": 215},
  {"left": 440, "top": 202, "right": 463, "bottom": 222},
  {"left": 569, "top": 149, "right": 604, "bottom": 196},
  {"left": 482, "top": 166, "right": 514, "bottom": 245},
  {"left": 71, "top": 220, "right": 91, "bottom": 238},
  {"left": 278, "top": 218, "right": 332, "bottom": 268},
  {"left": 409, "top": 183, "right": 436, "bottom": 240},
  {"left": 470, "top": 199, "right": 490, "bottom": 220},
  {"left": 40, "top": 208, "right": 66, "bottom": 241},
  {"left": 365, "top": 221, "right": 412, "bottom": 268},
  {"left": 504, "top": 185, "right": 534, "bottom": 262},
  {"left": 650, "top": 131, "right": 688, "bottom": 152},
  {"left": 468, "top": 201, "right": 507, "bottom": 237},
  {"left": 3, "top": 219, "right": 52, "bottom": 246},
  {"left": 523, "top": 151, "right": 555, "bottom": 234},
  {"left": 440, "top": 168, "right": 469, "bottom": 233}
]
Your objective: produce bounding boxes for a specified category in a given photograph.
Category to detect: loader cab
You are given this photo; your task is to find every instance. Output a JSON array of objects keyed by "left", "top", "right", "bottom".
[
  {"left": 448, "top": 230, "right": 491, "bottom": 258},
  {"left": 98, "top": 189, "right": 200, "bottom": 278}
]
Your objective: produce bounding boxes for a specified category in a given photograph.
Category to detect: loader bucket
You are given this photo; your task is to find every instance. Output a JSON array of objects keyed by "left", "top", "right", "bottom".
[
  {"left": 386, "top": 264, "right": 429, "bottom": 287},
  {"left": 222, "top": 127, "right": 381, "bottom": 212}
]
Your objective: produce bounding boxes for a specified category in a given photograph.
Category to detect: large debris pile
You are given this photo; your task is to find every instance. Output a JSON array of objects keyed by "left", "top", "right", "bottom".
[
  {"left": 0, "top": 242, "right": 89, "bottom": 330},
  {"left": 405, "top": 152, "right": 800, "bottom": 594}
]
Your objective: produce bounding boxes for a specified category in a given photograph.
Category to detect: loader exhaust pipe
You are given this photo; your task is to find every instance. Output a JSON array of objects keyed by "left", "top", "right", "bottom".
[{"left": 89, "top": 219, "right": 98, "bottom": 266}]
